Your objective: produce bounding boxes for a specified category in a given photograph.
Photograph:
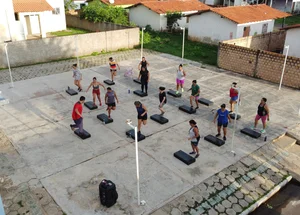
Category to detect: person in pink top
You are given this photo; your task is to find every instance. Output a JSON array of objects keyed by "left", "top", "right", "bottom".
[{"left": 229, "top": 82, "right": 239, "bottom": 113}]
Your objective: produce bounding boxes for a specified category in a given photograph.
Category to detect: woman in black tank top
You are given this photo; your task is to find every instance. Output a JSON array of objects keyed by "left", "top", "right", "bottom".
[
  {"left": 138, "top": 57, "right": 149, "bottom": 71},
  {"left": 253, "top": 97, "right": 270, "bottom": 133}
]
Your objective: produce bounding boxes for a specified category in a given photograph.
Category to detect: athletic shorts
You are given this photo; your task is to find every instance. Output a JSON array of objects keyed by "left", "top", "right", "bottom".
[
  {"left": 191, "top": 95, "right": 199, "bottom": 100},
  {"left": 230, "top": 96, "right": 238, "bottom": 101},
  {"left": 138, "top": 114, "right": 147, "bottom": 121},
  {"left": 176, "top": 79, "right": 185, "bottom": 85},
  {"left": 159, "top": 103, "right": 166, "bottom": 108},
  {"left": 255, "top": 114, "right": 267, "bottom": 124},
  {"left": 92, "top": 89, "right": 100, "bottom": 95},
  {"left": 74, "top": 77, "right": 81, "bottom": 81},
  {"left": 191, "top": 138, "right": 200, "bottom": 146},
  {"left": 107, "top": 102, "right": 116, "bottom": 107},
  {"left": 218, "top": 122, "right": 228, "bottom": 127},
  {"left": 110, "top": 69, "right": 117, "bottom": 72}
]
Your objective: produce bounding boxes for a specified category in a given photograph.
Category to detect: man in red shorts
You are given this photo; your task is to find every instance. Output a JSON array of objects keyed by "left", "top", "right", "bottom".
[{"left": 70, "top": 96, "right": 85, "bottom": 135}]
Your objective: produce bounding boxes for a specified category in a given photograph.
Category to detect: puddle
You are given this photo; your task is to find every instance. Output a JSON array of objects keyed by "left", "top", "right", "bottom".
[{"left": 251, "top": 179, "right": 300, "bottom": 215}]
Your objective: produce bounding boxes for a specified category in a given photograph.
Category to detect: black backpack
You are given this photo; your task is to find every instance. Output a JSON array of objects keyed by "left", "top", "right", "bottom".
[{"left": 99, "top": 179, "right": 118, "bottom": 208}]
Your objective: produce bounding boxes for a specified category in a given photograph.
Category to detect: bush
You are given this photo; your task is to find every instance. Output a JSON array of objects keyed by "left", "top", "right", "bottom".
[{"left": 166, "top": 12, "right": 182, "bottom": 31}]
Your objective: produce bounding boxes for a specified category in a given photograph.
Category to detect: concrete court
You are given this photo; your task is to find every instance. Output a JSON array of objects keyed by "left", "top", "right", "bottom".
[{"left": 0, "top": 53, "right": 299, "bottom": 215}]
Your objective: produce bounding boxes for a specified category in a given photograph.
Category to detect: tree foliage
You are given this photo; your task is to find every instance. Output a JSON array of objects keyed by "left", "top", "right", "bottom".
[
  {"left": 64, "top": 0, "right": 77, "bottom": 12},
  {"left": 165, "top": 12, "right": 182, "bottom": 31},
  {"left": 80, "top": 0, "right": 129, "bottom": 25}
]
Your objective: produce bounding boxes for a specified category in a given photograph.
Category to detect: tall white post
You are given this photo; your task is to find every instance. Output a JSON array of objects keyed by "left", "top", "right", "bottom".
[
  {"left": 76, "top": 35, "right": 79, "bottom": 68},
  {"left": 230, "top": 88, "right": 241, "bottom": 155},
  {"left": 4, "top": 43, "right": 14, "bottom": 88},
  {"left": 134, "top": 126, "right": 141, "bottom": 205},
  {"left": 279, "top": 45, "right": 289, "bottom": 90},
  {"left": 141, "top": 27, "right": 145, "bottom": 60},
  {"left": 181, "top": 27, "right": 185, "bottom": 63}
]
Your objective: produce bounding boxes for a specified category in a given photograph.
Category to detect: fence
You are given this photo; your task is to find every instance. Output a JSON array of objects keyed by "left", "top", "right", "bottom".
[
  {"left": 0, "top": 28, "right": 139, "bottom": 68},
  {"left": 218, "top": 43, "right": 300, "bottom": 89}
]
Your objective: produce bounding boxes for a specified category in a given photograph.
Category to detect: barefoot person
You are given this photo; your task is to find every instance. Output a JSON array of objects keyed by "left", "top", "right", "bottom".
[
  {"left": 253, "top": 98, "right": 270, "bottom": 133},
  {"left": 105, "top": 87, "right": 119, "bottom": 119},
  {"left": 189, "top": 80, "right": 200, "bottom": 109},
  {"left": 229, "top": 82, "right": 239, "bottom": 113},
  {"left": 176, "top": 64, "right": 186, "bottom": 94},
  {"left": 159, "top": 87, "right": 167, "bottom": 115},
  {"left": 109, "top": 57, "right": 120, "bottom": 82},
  {"left": 138, "top": 66, "right": 150, "bottom": 95},
  {"left": 138, "top": 57, "right": 149, "bottom": 70},
  {"left": 134, "top": 101, "right": 148, "bottom": 137},
  {"left": 214, "top": 104, "right": 232, "bottom": 141},
  {"left": 86, "top": 77, "right": 106, "bottom": 106},
  {"left": 70, "top": 96, "right": 85, "bottom": 135},
  {"left": 188, "top": 120, "right": 200, "bottom": 158},
  {"left": 72, "top": 64, "right": 82, "bottom": 92}
]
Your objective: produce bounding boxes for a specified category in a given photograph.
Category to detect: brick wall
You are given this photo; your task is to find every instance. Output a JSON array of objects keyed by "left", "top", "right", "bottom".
[
  {"left": 223, "top": 31, "right": 286, "bottom": 52},
  {"left": 218, "top": 43, "right": 300, "bottom": 89}
]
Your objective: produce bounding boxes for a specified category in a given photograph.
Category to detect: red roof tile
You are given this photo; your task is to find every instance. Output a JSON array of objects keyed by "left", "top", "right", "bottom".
[{"left": 13, "top": 0, "right": 53, "bottom": 13}]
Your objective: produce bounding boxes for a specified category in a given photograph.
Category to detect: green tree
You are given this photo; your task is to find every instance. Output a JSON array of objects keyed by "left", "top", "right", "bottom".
[
  {"left": 64, "top": 0, "right": 77, "bottom": 12},
  {"left": 165, "top": 12, "right": 182, "bottom": 31},
  {"left": 81, "top": 0, "right": 129, "bottom": 25}
]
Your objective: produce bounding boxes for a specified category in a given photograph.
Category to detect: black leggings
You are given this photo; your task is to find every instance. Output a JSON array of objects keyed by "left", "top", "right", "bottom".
[{"left": 141, "top": 80, "right": 148, "bottom": 93}]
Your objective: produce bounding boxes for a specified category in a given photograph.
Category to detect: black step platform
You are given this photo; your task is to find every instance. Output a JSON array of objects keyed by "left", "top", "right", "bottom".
[
  {"left": 229, "top": 113, "right": 241, "bottom": 120},
  {"left": 167, "top": 90, "right": 181, "bottom": 98},
  {"left": 174, "top": 150, "right": 196, "bottom": 165},
  {"left": 104, "top": 80, "right": 115, "bottom": 85},
  {"left": 179, "top": 105, "right": 196, "bottom": 114},
  {"left": 84, "top": 101, "right": 98, "bottom": 110},
  {"left": 150, "top": 114, "right": 169, "bottom": 124},
  {"left": 133, "top": 79, "right": 141, "bottom": 84},
  {"left": 74, "top": 129, "right": 91, "bottom": 139},
  {"left": 97, "top": 113, "right": 113, "bottom": 124},
  {"left": 133, "top": 90, "right": 147, "bottom": 97},
  {"left": 198, "top": 98, "right": 213, "bottom": 106},
  {"left": 204, "top": 135, "right": 225, "bottom": 147},
  {"left": 240, "top": 128, "right": 261, "bottom": 138},
  {"left": 126, "top": 129, "right": 145, "bottom": 141},
  {"left": 66, "top": 88, "right": 78, "bottom": 96}
]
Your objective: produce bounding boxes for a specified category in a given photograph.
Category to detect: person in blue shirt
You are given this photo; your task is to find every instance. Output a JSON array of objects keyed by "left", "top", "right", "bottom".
[{"left": 213, "top": 104, "right": 232, "bottom": 141}]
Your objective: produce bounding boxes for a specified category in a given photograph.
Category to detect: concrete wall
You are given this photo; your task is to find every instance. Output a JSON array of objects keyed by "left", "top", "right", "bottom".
[
  {"left": 223, "top": 31, "right": 286, "bottom": 52},
  {"left": 236, "top": 20, "right": 275, "bottom": 38},
  {"left": 284, "top": 28, "right": 300, "bottom": 58},
  {"left": 0, "top": 28, "right": 139, "bottom": 68},
  {"left": 188, "top": 12, "right": 237, "bottom": 44},
  {"left": 66, "top": 15, "right": 132, "bottom": 31},
  {"left": 129, "top": 5, "right": 161, "bottom": 30},
  {"left": 0, "top": 0, "right": 18, "bottom": 42},
  {"left": 218, "top": 42, "right": 300, "bottom": 89}
]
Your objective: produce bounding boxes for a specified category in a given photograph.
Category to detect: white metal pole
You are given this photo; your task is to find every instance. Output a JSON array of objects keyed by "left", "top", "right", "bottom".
[
  {"left": 134, "top": 126, "right": 141, "bottom": 205},
  {"left": 76, "top": 35, "right": 79, "bottom": 68},
  {"left": 279, "top": 45, "right": 289, "bottom": 90},
  {"left": 141, "top": 28, "right": 145, "bottom": 60},
  {"left": 181, "top": 27, "right": 185, "bottom": 63},
  {"left": 4, "top": 44, "right": 14, "bottom": 88},
  {"left": 230, "top": 88, "right": 241, "bottom": 155}
]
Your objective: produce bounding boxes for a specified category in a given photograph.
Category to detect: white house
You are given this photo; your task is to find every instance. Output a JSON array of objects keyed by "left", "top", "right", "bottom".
[
  {"left": 0, "top": 0, "right": 66, "bottom": 42},
  {"left": 187, "top": 4, "right": 290, "bottom": 44},
  {"left": 282, "top": 24, "right": 300, "bottom": 58},
  {"left": 73, "top": 0, "right": 89, "bottom": 10},
  {"left": 128, "top": 0, "right": 210, "bottom": 31}
]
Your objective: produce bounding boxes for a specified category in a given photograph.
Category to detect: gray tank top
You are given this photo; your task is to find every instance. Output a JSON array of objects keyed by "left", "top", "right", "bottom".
[{"left": 106, "top": 91, "right": 115, "bottom": 103}]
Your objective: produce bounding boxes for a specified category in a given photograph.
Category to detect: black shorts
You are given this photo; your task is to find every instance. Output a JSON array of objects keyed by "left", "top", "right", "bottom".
[
  {"left": 218, "top": 122, "right": 228, "bottom": 127},
  {"left": 107, "top": 102, "right": 116, "bottom": 107},
  {"left": 138, "top": 114, "right": 147, "bottom": 120},
  {"left": 191, "top": 137, "right": 200, "bottom": 146},
  {"left": 110, "top": 69, "right": 117, "bottom": 72}
]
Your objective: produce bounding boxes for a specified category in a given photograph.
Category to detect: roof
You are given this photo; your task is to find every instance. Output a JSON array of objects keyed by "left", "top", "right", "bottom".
[
  {"left": 101, "top": 0, "right": 156, "bottom": 5},
  {"left": 13, "top": 0, "right": 53, "bottom": 13},
  {"left": 281, "top": 24, "right": 300, "bottom": 30},
  {"left": 187, "top": 4, "right": 290, "bottom": 24},
  {"left": 128, "top": 0, "right": 210, "bottom": 14}
]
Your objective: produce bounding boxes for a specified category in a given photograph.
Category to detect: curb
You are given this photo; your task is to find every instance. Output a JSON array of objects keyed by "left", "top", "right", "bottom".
[{"left": 240, "top": 175, "right": 292, "bottom": 215}]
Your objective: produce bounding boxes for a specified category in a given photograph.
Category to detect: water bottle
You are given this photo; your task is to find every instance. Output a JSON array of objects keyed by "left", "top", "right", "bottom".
[
  {"left": 264, "top": 136, "right": 267, "bottom": 142},
  {"left": 128, "top": 89, "right": 130, "bottom": 94}
]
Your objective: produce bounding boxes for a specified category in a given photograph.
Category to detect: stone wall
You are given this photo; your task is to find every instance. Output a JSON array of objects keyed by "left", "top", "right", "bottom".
[
  {"left": 218, "top": 43, "right": 300, "bottom": 89},
  {"left": 223, "top": 31, "right": 286, "bottom": 52},
  {"left": 66, "top": 15, "right": 131, "bottom": 32},
  {"left": 0, "top": 28, "right": 139, "bottom": 68}
]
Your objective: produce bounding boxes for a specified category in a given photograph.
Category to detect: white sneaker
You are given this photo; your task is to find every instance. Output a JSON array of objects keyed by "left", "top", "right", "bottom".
[
  {"left": 261, "top": 129, "right": 266, "bottom": 134},
  {"left": 181, "top": 88, "right": 184, "bottom": 93}
]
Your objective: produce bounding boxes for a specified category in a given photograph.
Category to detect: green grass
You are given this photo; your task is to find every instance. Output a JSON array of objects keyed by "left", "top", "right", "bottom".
[
  {"left": 51, "top": 27, "right": 90, "bottom": 37},
  {"left": 275, "top": 14, "right": 300, "bottom": 26},
  {"left": 140, "top": 31, "right": 218, "bottom": 66}
]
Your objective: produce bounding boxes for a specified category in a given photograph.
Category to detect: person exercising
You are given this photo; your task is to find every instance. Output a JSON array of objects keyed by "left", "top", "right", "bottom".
[
  {"left": 72, "top": 64, "right": 82, "bottom": 92},
  {"left": 105, "top": 87, "right": 119, "bottom": 119},
  {"left": 109, "top": 57, "right": 120, "bottom": 82},
  {"left": 214, "top": 104, "right": 231, "bottom": 141},
  {"left": 252, "top": 98, "right": 270, "bottom": 133},
  {"left": 138, "top": 57, "right": 149, "bottom": 70},
  {"left": 188, "top": 120, "right": 200, "bottom": 158},
  {"left": 138, "top": 66, "right": 150, "bottom": 95},
  {"left": 134, "top": 101, "right": 148, "bottom": 137},
  {"left": 86, "top": 77, "right": 105, "bottom": 106},
  {"left": 229, "top": 82, "right": 239, "bottom": 113},
  {"left": 159, "top": 87, "right": 167, "bottom": 115},
  {"left": 176, "top": 64, "right": 186, "bottom": 94},
  {"left": 70, "top": 96, "right": 85, "bottom": 135},
  {"left": 190, "top": 80, "right": 200, "bottom": 109}
]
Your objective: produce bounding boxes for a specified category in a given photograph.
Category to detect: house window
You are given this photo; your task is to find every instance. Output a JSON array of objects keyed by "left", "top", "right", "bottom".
[
  {"left": 262, "top": 23, "right": 268, "bottom": 34},
  {"left": 52, "top": 8, "right": 60, "bottom": 15},
  {"left": 14, "top": 13, "right": 19, "bottom": 21}
]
